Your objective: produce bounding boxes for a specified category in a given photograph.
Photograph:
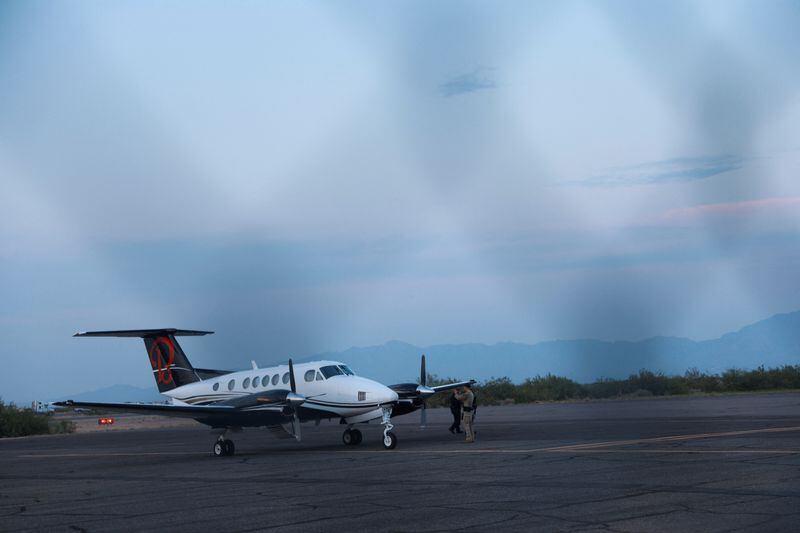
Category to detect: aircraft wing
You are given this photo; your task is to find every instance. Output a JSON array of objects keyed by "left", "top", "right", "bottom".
[{"left": 52, "top": 400, "right": 239, "bottom": 418}]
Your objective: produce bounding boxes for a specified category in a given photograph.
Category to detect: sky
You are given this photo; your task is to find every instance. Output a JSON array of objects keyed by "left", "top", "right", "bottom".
[{"left": 2, "top": 1, "right": 800, "bottom": 403}]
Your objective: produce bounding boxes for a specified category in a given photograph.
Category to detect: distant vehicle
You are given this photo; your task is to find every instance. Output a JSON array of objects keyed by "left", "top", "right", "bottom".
[
  {"left": 55, "top": 329, "right": 472, "bottom": 456},
  {"left": 31, "top": 400, "right": 54, "bottom": 414}
]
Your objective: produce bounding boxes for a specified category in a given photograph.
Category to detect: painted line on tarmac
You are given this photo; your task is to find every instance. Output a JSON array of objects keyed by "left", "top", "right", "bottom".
[
  {"left": 546, "top": 448, "right": 800, "bottom": 454},
  {"left": 329, "top": 448, "right": 800, "bottom": 455},
  {"left": 329, "top": 425, "right": 800, "bottom": 454},
  {"left": 18, "top": 452, "right": 210, "bottom": 458},
  {"left": 540, "top": 425, "right": 800, "bottom": 451},
  {"left": 19, "top": 448, "right": 800, "bottom": 459},
  {"left": 18, "top": 426, "right": 800, "bottom": 459}
]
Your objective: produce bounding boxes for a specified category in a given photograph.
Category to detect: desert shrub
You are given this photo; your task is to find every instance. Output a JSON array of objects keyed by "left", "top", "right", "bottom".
[
  {"left": 584, "top": 378, "right": 633, "bottom": 398},
  {"left": 474, "top": 377, "right": 518, "bottom": 405},
  {"left": 423, "top": 365, "right": 800, "bottom": 409},
  {"left": 684, "top": 367, "right": 723, "bottom": 392},
  {"left": 49, "top": 419, "right": 76, "bottom": 434},
  {"left": 519, "top": 375, "right": 584, "bottom": 402},
  {"left": 0, "top": 402, "right": 51, "bottom": 437},
  {"left": 628, "top": 369, "right": 670, "bottom": 396}
]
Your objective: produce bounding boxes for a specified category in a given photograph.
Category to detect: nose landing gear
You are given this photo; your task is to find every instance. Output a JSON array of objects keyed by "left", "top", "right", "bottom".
[{"left": 380, "top": 406, "right": 397, "bottom": 450}]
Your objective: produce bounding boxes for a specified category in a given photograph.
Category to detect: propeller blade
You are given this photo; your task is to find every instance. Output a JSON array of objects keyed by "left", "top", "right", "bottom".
[
  {"left": 292, "top": 412, "right": 302, "bottom": 442},
  {"left": 420, "top": 354, "right": 427, "bottom": 387},
  {"left": 420, "top": 402, "right": 427, "bottom": 428},
  {"left": 289, "top": 358, "right": 297, "bottom": 393}
]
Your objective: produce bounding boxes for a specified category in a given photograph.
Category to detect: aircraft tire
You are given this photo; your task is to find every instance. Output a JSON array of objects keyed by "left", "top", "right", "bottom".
[
  {"left": 351, "top": 429, "right": 362, "bottom": 445},
  {"left": 213, "top": 441, "right": 225, "bottom": 457},
  {"left": 223, "top": 439, "right": 235, "bottom": 456},
  {"left": 382, "top": 431, "right": 397, "bottom": 450},
  {"left": 342, "top": 429, "right": 354, "bottom": 445}
]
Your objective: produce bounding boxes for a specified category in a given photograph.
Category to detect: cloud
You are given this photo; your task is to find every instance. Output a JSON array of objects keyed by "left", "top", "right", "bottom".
[
  {"left": 440, "top": 68, "right": 497, "bottom": 97},
  {"left": 572, "top": 155, "right": 744, "bottom": 187},
  {"left": 658, "top": 196, "right": 800, "bottom": 224}
]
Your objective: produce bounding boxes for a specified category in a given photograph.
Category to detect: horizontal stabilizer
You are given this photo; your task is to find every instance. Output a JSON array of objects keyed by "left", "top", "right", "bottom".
[{"left": 74, "top": 328, "right": 213, "bottom": 338}]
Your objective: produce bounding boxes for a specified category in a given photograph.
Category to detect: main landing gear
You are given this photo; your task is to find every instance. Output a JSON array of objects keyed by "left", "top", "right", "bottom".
[
  {"left": 213, "top": 434, "right": 235, "bottom": 457},
  {"left": 342, "top": 427, "right": 363, "bottom": 446},
  {"left": 381, "top": 406, "right": 397, "bottom": 450}
]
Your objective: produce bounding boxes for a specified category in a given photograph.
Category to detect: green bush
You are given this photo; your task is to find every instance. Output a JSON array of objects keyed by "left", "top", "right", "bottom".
[
  {"left": 49, "top": 419, "right": 76, "bottom": 434},
  {"left": 519, "top": 375, "right": 585, "bottom": 402},
  {"left": 427, "top": 364, "right": 800, "bottom": 407},
  {"left": 0, "top": 401, "right": 51, "bottom": 437}
]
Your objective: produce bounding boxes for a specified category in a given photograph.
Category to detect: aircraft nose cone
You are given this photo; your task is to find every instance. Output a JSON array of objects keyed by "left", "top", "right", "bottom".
[{"left": 381, "top": 386, "right": 399, "bottom": 405}]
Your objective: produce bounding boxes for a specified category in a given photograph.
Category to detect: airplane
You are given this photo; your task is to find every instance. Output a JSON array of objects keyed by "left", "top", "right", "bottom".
[{"left": 54, "top": 329, "right": 474, "bottom": 456}]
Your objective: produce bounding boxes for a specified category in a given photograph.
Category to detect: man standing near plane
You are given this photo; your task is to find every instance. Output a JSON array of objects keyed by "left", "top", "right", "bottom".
[
  {"left": 448, "top": 391, "right": 462, "bottom": 434},
  {"left": 455, "top": 383, "right": 475, "bottom": 443}
]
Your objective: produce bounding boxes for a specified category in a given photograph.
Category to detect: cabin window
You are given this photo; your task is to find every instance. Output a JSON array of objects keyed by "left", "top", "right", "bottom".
[
  {"left": 316, "top": 371, "right": 324, "bottom": 381},
  {"left": 271, "top": 374, "right": 279, "bottom": 386},
  {"left": 320, "top": 365, "right": 344, "bottom": 379},
  {"left": 282, "top": 372, "right": 290, "bottom": 384},
  {"left": 212, "top": 382, "right": 219, "bottom": 391},
  {"left": 243, "top": 377, "right": 251, "bottom": 389},
  {"left": 228, "top": 379, "right": 235, "bottom": 391},
  {"left": 262, "top": 375, "right": 270, "bottom": 387},
  {"left": 304, "top": 370, "right": 315, "bottom": 382},
  {"left": 251, "top": 377, "right": 259, "bottom": 388}
]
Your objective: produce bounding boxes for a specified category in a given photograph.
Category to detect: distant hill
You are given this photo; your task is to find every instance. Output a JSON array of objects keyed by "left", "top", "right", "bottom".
[
  {"left": 315, "top": 311, "right": 800, "bottom": 384},
  {"left": 51, "top": 384, "right": 162, "bottom": 404}
]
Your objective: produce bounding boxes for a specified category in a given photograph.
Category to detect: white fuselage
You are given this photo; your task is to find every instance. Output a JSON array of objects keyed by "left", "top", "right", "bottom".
[{"left": 164, "top": 360, "right": 398, "bottom": 421}]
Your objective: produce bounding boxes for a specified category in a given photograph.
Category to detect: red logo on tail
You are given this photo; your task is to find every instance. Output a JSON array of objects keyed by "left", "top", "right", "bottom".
[{"left": 148, "top": 336, "right": 176, "bottom": 385}]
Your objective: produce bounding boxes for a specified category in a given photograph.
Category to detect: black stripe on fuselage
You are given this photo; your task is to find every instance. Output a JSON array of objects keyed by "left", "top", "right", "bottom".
[{"left": 304, "top": 399, "right": 382, "bottom": 409}]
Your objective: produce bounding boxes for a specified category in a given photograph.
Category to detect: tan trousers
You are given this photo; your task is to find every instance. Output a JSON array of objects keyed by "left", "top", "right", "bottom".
[{"left": 462, "top": 411, "right": 474, "bottom": 442}]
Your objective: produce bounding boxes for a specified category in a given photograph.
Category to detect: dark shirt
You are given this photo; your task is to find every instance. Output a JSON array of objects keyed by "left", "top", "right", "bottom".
[{"left": 449, "top": 393, "right": 461, "bottom": 413}]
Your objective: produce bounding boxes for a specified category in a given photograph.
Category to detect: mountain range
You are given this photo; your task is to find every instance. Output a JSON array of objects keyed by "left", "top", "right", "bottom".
[
  {"left": 319, "top": 310, "right": 800, "bottom": 384},
  {"left": 63, "top": 311, "right": 800, "bottom": 401}
]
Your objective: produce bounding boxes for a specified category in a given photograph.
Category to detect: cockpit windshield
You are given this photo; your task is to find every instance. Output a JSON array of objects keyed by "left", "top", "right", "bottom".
[
  {"left": 338, "top": 365, "right": 355, "bottom": 376},
  {"left": 319, "top": 365, "right": 344, "bottom": 379}
]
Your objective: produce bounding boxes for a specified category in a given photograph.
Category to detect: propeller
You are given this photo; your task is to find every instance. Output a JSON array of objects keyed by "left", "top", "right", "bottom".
[
  {"left": 286, "top": 358, "right": 304, "bottom": 441},
  {"left": 418, "top": 354, "right": 428, "bottom": 428},
  {"left": 257, "top": 359, "right": 305, "bottom": 441}
]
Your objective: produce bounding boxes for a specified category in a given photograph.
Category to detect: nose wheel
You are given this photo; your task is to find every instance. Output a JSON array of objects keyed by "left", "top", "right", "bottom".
[
  {"left": 380, "top": 406, "right": 397, "bottom": 450},
  {"left": 382, "top": 431, "right": 397, "bottom": 449}
]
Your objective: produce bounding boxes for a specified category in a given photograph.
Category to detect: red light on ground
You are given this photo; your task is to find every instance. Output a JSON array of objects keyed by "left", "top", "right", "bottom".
[{"left": 98, "top": 418, "right": 115, "bottom": 425}]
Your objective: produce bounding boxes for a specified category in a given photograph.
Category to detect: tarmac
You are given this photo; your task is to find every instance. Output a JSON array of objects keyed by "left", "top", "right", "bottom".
[{"left": 2, "top": 392, "right": 800, "bottom": 532}]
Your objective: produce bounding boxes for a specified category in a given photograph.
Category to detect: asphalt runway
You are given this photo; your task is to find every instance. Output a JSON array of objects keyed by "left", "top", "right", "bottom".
[{"left": 2, "top": 393, "right": 800, "bottom": 532}]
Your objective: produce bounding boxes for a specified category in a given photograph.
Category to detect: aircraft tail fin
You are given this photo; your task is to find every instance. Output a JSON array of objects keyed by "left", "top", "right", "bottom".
[{"left": 74, "top": 329, "right": 213, "bottom": 393}]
